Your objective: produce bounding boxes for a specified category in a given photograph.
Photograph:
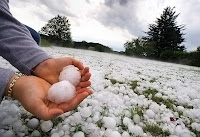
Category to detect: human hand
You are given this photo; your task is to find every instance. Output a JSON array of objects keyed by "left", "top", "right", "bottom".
[
  {"left": 32, "top": 57, "right": 91, "bottom": 89},
  {"left": 5, "top": 75, "right": 92, "bottom": 120}
]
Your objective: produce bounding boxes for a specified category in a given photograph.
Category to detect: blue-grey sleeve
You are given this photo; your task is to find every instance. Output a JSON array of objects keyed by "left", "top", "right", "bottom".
[
  {"left": 0, "top": 68, "right": 14, "bottom": 101},
  {"left": 0, "top": 0, "right": 50, "bottom": 100}
]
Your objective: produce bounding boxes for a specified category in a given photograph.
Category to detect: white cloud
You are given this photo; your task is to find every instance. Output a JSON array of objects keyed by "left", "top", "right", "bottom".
[
  {"left": 9, "top": 0, "right": 200, "bottom": 51},
  {"left": 71, "top": 18, "right": 133, "bottom": 51}
]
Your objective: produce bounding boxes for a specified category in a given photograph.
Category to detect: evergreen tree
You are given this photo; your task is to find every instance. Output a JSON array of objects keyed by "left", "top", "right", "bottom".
[
  {"left": 40, "top": 15, "right": 72, "bottom": 42},
  {"left": 146, "top": 6, "right": 185, "bottom": 58}
]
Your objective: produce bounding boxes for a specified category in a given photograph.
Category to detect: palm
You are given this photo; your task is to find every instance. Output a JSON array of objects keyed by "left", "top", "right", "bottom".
[
  {"left": 14, "top": 76, "right": 92, "bottom": 120},
  {"left": 33, "top": 57, "right": 91, "bottom": 88}
]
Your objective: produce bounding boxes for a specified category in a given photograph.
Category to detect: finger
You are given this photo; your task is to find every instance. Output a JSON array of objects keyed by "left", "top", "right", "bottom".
[
  {"left": 81, "top": 72, "right": 91, "bottom": 82},
  {"left": 70, "top": 58, "right": 84, "bottom": 70},
  {"left": 80, "top": 67, "right": 89, "bottom": 76},
  {"left": 58, "top": 91, "right": 91, "bottom": 112},
  {"left": 78, "top": 81, "right": 91, "bottom": 88},
  {"left": 77, "top": 88, "right": 93, "bottom": 94}
]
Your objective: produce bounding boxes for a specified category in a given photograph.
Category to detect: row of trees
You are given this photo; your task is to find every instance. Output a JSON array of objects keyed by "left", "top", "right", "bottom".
[
  {"left": 124, "top": 6, "right": 200, "bottom": 66},
  {"left": 39, "top": 15, "right": 112, "bottom": 52}
]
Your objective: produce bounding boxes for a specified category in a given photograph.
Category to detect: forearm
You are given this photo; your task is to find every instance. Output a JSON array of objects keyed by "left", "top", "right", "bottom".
[{"left": 0, "top": 0, "right": 50, "bottom": 75}]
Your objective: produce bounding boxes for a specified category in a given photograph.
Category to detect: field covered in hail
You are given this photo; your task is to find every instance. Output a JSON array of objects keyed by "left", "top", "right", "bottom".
[{"left": 0, "top": 46, "right": 200, "bottom": 137}]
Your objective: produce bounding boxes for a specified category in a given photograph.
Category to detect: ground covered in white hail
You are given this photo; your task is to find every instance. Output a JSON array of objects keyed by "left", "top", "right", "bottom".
[{"left": 0, "top": 46, "right": 200, "bottom": 137}]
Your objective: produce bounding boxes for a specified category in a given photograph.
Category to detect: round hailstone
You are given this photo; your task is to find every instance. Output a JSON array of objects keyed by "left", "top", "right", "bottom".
[
  {"left": 104, "top": 129, "right": 112, "bottom": 137},
  {"left": 128, "top": 125, "right": 143, "bottom": 136},
  {"left": 27, "top": 118, "right": 39, "bottom": 129},
  {"left": 103, "top": 117, "right": 116, "bottom": 129},
  {"left": 155, "top": 93, "right": 162, "bottom": 98},
  {"left": 149, "top": 103, "right": 160, "bottom": 113},
  {"left": 122, "top": 131, "right": 131, "bottom": 137},
  {"left": 41, "top": 120, "right": 53, "bottom": 132},
  {"left": 31, "top": 130, "right": 41, "bottom": 137},
  {"left": 59, "top": 65, "right": 81, "bottom": 87},
  {"left": 12, "top": 120, "right": 22, "bottom": 132},
  {"left": 110, "top": 131, "right": 121, "bottom": 137},
  {"left": 133, "top": 114, "right": 140, "bottom": 124},
  {"left": 133, "top": 125, "right": 144, "bottom": 136},
  {"left": 179, "top": 132, "right": 193, "bottom": 137},
  {"left": 73, "top": 131, "right": 85, "bottom": 137},
  {"left": 191, "top": 122, "right": 200, "bottom": 132},
  {"left": 146, "top": 109, "right": 155, "bottom": 119},
  {"left": 48, "top": 81, "right": 76, "bottom": 104},
  {"left": 80, "top": 107, "right": 92, "bottom": 118},
  {"left": 123, "top": 117, "right": 131, "bottom": 126},
  {"left": 51, "top": 133, "right": 60, "bottom": 137},
  {"left": 2, "top": 130, "right": 15, "bottom": 137},
  {"left": 175, "top": 125, "right": 183, "bottom": 135}
]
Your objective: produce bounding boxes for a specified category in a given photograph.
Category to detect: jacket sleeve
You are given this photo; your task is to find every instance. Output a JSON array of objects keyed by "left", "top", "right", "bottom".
[
  {"left": 0, "top": 0, "right": 50, "bottom": 100},
  {"left": 0, "top": 68, "right": 14, "bottom": 101}
]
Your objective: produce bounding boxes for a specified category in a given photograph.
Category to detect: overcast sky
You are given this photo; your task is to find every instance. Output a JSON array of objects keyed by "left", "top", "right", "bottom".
[{"left": 9, "top": 0, "right": 200, "bottom": 51}]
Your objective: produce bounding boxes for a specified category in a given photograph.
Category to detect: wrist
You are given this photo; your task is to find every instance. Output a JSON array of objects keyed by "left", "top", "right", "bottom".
[
  {"left": 32, "top": 59, "right": 51, "bottom": 76},
  {"left": 4, "top": 73, "right": 26, "bottom": 99}
]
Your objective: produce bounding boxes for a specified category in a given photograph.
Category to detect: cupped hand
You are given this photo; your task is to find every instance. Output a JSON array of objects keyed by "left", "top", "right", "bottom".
[
  {"left": 32, "top": 57, "right": 91, "bottom": 88},
  {"left": 11, "top": 75, "right": 92, "bottom": 120}
]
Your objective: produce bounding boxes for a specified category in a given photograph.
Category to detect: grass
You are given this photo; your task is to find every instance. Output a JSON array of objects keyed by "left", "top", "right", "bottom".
[
  {"left": 96, "top": 119, "right": 103, "bottom": 128},
  {"left": 110, "top": 78, "right": 117, "bottom": 84},
  {"left": 21, "top": 112, "right": 29, "bottom": 121},
  {"left": 74, "top": 124, "right": 82, "bottom": 132},
  {"left": 144, "top": 89, "right": 158, "bottom": 97},
  {"left": 125, "top": 107, "right": 143, "bottom": 120},
  {"left": 120, "top": 115, "right": 128, "bottom": 131},
  {"left": 144, "top": 89, "right": 176, "bottom": 111},
  {"left": 150, "top": 78, "right": 156, "bottom": 83},
  {"left": 51, "top": 116, "right": 64, "bottom": 126},
  {"left": 144, "top": 124, "right": 170, "bottom": 137},
  {"left": 135, "top": 107, "right": 143, "bottom": 117},
  {"left": 130, "top": 80, "right": 138, "bottom": 91},
  {"left": 189, "top": 128, "right": 200, "bottom": 137},
  {"left": 105, "top": 76, "right": 124, "bottom": 85},
  {"left": 40, "top": 39, "right": 51, "bottom": 47},
  {"left": 183, "top": 104, "right": 194, "bottom": 109},
  {"left": 137, "top": 71, "right": 141, "bottom": 75},
  {"left": 96, "top": 106, "right": 109, "bottom": 128},
  {"left": 152, "top": 96, "right": 175, "bottom": 111}
]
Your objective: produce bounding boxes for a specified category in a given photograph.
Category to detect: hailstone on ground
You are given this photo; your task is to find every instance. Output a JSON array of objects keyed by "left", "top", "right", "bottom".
[
  {"left": 103, "top": 117, "right": 116, "bottom": 129},
  {"left": 47, "top": 81, "right": 76, "bottom": 104},
  {"left": 27, "top": 118, "right": 39, "bottom": 129},
  {"left": 80, "top": 107, "right": 92, "bottom": 118},
  {"left": 59, "top": 65, "right": 81, "bottom": 86},
  {"left": 73, "top": 131, "right": 85, "bottom": 137},
  {"left": 41, "top": 120, "right": 53, "bottom": 132}
]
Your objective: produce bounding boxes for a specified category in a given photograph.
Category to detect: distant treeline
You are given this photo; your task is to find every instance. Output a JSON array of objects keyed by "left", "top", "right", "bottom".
[
  {"left": 40, "top": 34, "right": 200, "bottom": 67},
  {"left": 40, "top": 34, "right": 113, "bottom": 53}
]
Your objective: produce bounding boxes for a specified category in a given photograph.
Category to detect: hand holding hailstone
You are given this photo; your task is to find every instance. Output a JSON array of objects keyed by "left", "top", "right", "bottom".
[{"left": 48, "top": 65, "right": 82, "bottom": 104}]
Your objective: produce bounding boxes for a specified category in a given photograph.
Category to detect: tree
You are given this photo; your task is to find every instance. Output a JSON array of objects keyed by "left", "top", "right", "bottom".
[
  {"left": 124, "top": 38, "right": 144, "bottom": 56},
  {"left": 146, "top": 6, "right": 185, "bottom": 58},
  {"left": 40, "top": 15, "right": 72, "bottom": 42},
  {"left": 124, "top": 37, "right": 155, "bottom": 57},
  {"left": 197, "top": 46, "right": 200, "bottom": 52}
]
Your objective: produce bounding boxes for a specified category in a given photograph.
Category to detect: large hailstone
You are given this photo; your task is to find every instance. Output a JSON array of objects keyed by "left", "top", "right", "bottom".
[
  {"left": 59, "top": 65, "right": 81, "bottom": 87},
  {"left": 27, "top": 118, "right": 39, "bottom": 129},
  {"left": 41, "top": 120, "right": 53, "bottom": 132},
  {"left": 47, "top": 81, "right": 76, "bottom": 104}
]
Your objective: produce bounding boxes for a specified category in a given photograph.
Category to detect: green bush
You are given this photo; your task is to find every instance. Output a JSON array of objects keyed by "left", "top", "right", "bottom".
[{"left": 40, "top": 39, "right": 51, "bottom": 47}]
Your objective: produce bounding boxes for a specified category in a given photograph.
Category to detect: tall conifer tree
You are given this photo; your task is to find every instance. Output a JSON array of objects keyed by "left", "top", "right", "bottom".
[{"left": 146, "top": 7, "right": 185, "bottom": 57}]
